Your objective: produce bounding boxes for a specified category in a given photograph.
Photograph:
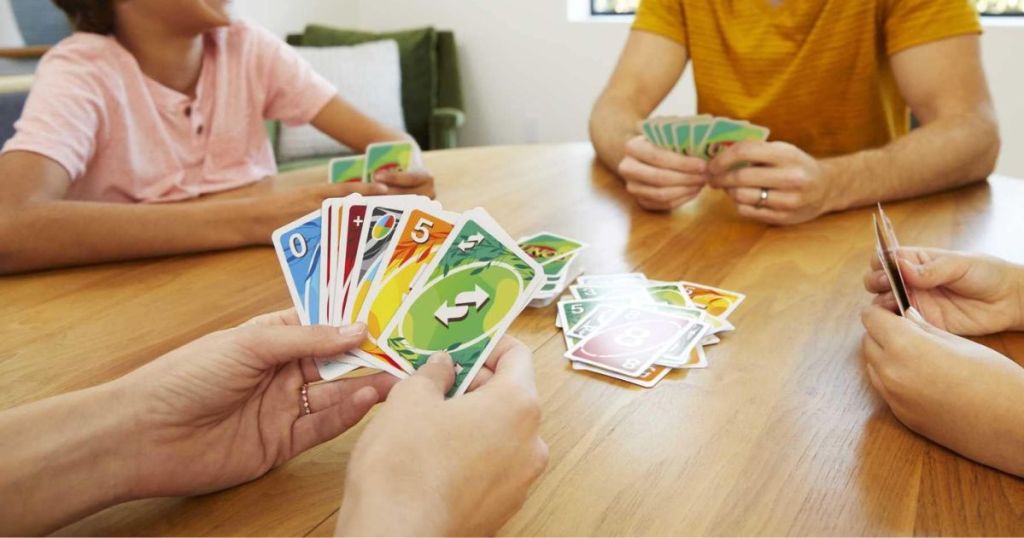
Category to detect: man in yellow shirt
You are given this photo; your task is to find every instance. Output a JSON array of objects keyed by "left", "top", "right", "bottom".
[{"left": 590, "top": 0, "right": 1000, "bottom": 224}]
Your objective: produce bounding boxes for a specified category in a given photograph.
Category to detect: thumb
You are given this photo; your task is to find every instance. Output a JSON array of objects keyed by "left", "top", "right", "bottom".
[
  {"left": 397, "top": 352, "right": 456, "bottom": 402},
  {"left": 899, "top": 254, "right": 967, "bottom": 290},
  {"left": 231, "top": 323, "right": 368, "bottom": 369},
  {"left": 344, "top": 182, "right": 389, "bottom": 196}
]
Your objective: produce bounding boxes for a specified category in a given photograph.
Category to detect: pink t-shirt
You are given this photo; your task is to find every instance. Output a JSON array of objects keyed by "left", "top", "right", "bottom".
[{"left": 1, "top": 21, "right": 336, "bottom": 203}]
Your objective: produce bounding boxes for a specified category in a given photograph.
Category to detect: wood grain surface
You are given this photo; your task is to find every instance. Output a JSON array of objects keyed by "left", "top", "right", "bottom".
[{"left": 1, "top": 143, "right": 1022, "bottom": 536}]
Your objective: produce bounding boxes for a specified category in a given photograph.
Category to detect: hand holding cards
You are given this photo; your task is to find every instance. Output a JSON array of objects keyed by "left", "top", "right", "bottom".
[
  {"left": 328, "top": 141, "right": 415, "bottom": 184},
  {"left": 641, "top": 115, "right": 770, "bottom": 160},
  {"left": 273, "top": 195, "right": 545, "bottom": 397}
]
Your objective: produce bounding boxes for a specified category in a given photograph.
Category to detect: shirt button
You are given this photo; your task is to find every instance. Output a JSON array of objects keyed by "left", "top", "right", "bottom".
[
  {"left": 184, "top": 106, "right": 192, "bottom": 117},
  {"left": 197, "top": 125, "right": 203, "bottom": 135}
]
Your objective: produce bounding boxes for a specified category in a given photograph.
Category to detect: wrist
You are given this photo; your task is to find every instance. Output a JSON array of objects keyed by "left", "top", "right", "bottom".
[
  {"left": 817, "top": 158, "right": 847, "bottom": 214},
  {"left": 336, "top": 467, "right": 450, "bottom": 535}
]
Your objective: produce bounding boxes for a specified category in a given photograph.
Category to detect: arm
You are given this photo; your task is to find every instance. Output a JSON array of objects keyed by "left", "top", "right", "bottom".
[
  {"left": 0, "top": 151, "right": 384, "bottom": 275},
  {"left": 709, "top": 35, "right": 999, "bottom": 225},
  {"left": 310, "top": 95, "right": 436, "bottom": 197},
  {"left": 590, "top": 30, "right": 688, "bottom": 172},
  {"left": 0, "top": 310, "right": 395, "bottom": 535},
  {"left": 590, "top": 31, "right": 708, "bottom": 211},
  {"left": 826, "top": 34, "right": 999, "bottom": 210}
]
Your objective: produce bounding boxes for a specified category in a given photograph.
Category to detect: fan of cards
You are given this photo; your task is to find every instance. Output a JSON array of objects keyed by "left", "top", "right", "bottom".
[
  {"left": 873, "top": 203, "right": 915, "bottom": 316},
  {"left": 272, "top": 194, "right": 548, "bottom": 397},
  {"left": 327, "top": 141, "right": 414, "bottom": 184},
  {"left": 556, "top": 273, "right": 745, "bottom": 388},
  {"left": 641, "top": 115, "right": 770, "bottom": 160}
]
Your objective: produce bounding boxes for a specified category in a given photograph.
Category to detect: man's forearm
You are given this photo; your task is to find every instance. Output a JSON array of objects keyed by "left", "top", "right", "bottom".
[
  {"left": 0, "top": 383, "right": 141, "bottom": 535},
  {"left": 590, "top": 93, "right": 642, "bottom": 175},
  {"left": 0, "top": 196, "right": 272, "bottom": 274},
  {"left": 823, "top": 112, "right": 1000, "bottom": 212}
]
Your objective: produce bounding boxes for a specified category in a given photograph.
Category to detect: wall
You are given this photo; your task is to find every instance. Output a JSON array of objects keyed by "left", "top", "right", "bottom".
[
  {"left": 232, "top": 0, "right": 359, "bottom": 38},
  {"left": 353, "top": 0, "right": 696, "bottom": 148},
  {"left": 350, "top": 1, "right": 1024, "bottom": 177}
]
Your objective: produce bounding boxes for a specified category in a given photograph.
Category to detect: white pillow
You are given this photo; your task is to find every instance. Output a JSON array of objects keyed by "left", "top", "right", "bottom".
[{"left": 277, "top": 40, "right": 406, "bottom": 162}]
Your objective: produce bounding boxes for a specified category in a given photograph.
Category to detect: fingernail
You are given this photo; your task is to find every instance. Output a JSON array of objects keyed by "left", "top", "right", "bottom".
[
  {"left": 428, "top": 352, "right": 452, "bottom": 365},
  {"left": 340, "top": 323, "right": 367, "bottom": 336}
]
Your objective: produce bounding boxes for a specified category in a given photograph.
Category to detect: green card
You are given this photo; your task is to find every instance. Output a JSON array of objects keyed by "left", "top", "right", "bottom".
[
  {"left": 701, "top": 118, "right": 770, "bottom": 160},
  {"left": 645, "top": 283, "right": 694, "bottom": 307},
  {"left": 518, "top": 232, "right": 586, "bottom": 266},
  {"left": 328, "top": 156, "right": 366, "bottom": 184},
  {"left": 690, "top": 119, "right": 713, "bottom": 157},
  {"left": 379, "top": 210, "right": 544, "bottom": 396},
  {"left": 364, "top": 141, "right": 414, "bottom": 183}
]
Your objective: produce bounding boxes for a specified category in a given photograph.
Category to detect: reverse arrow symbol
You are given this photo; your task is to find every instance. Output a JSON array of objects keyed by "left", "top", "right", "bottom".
[
  {"left": 458, "top": 233, "right": 485, "bottom": 252},
  {"left": 435, "top": 284, "right": 492, "bottom": 327}
]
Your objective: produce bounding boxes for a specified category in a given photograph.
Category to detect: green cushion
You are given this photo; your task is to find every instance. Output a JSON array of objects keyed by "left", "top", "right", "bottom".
[{"left": 300, "top": 25, "right": 437, "bottom": 150}]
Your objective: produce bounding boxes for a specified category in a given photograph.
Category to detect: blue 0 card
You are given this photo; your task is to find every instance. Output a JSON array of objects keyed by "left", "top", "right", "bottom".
[{"left": 272, "top": 210, "right": 323, "bottom": 325}]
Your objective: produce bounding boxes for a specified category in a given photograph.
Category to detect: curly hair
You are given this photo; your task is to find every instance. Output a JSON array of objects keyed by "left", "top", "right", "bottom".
[{"left": 51, "top": 0, "right": 116, "bottom": 35}]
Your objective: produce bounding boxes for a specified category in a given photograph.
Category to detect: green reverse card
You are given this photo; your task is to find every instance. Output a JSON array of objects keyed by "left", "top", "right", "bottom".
[{"left": 380, "top": 212, "right": 542, "bottom": 396}]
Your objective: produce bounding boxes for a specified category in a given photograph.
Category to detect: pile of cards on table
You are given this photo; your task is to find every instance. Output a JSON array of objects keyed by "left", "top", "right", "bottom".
[
  {"left": 641, "top": 115, "right": 770, "bottom": 160},
  {"left": 557, "top": 273, "right": 745, "bottom": 388},
  {"left": 272, "top": 194, "right": 547, "bottom": 397},
  {"left": 327, "top": 141, "right": 414, "bottom": 184},
  {"left": 517, "top": 232, "right": 588, "bottom": 308}
]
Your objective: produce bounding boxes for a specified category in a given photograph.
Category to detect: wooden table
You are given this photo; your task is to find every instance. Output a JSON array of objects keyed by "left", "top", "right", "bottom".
[{"left": 2, "top": 143, "right": 1023, "bottom": 536}]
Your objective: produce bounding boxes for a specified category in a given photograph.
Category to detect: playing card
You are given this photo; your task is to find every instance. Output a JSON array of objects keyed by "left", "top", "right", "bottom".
[
  {"left": 646, "top": 283, "right": 695, "bottom": 308},
  {"left": 571, "top": 361, "right": 671, "bottom": 388},
  {"left": 331, "top": 202, "right": 368, "bottom": 325},
  {"left": 328, "top": 156, "right": 367, "bottom": 184},
  {"left": 364, "top": 141, "right": 414, "bottom": 183},
  {"left": 577, "top": 273, "right": 647, "bottom": 286},
  {"left": 701, "top": 118, "right": 770, "bottom": 160},
  {"left": 569, "top": 283, "right": 649, "bottom": 301},
  {"left": 679, "top": 281, "right": 746, "bottom": 319},
  {"left": 272, "top": 210, "right": 322, "bottom": 325},
  {"left": 565, "top": 306, "right": 692, "bottom": 377},
  {"left": 642, "top": 119, "right": 664, "bottom": 148},
  {"left": 874, "top": 204, "right": 913, "bottom": 316},
  {"left": 518, "top": 231, "right": 587, "bottom": 266},
  {"left": 379, "top": 208, "right": 545, "bottom": 396},
  {"left": 565, "top": 304, "right": 627, "bottom": 340},
  {"left": 355, "top": 207, "right": 458, "bottom": 372},
  {"left": 689, "top": 117, "right": 714, "bottom": 157}
]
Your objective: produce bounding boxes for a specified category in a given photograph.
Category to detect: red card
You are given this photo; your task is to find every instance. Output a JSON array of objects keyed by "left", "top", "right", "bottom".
[{"left": 565, "top": 306, "right": 689, "bottom": 377}]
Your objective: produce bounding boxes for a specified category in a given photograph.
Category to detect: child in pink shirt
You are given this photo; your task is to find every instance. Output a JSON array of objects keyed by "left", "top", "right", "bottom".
[{"left": 0, "top": 0, "right": 434, "bottom": 274}]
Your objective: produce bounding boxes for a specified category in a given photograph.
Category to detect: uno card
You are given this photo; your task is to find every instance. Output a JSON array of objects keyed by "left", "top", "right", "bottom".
[
  {"left": 571, "top": 361, "right": 671, "bottom": 388},
  {"left": 688, "top": 118, "right": 714, "bottom": 157},
  {"left": 701, "top": 118, "right": 770, "bottom": 160},
  {"left": 569, "top": 283, "right": 649, "bottom": 301},
  {"left": 557, "top": 299, "right": 616, "bottom": 331},
  {"left": 364, "top": 141, "right": 414, "bottom": 183},
  {"left": 646, "top": 283, "right": 695, "bottom": 308},
  {"left": 577, "top": 273, "right": 647, "bottom": 287},
  {"left": 874, "top": 204, "right": 913, "bottom": 316},
  {"left": 272, "top": 210, "right": 323, "bottom": 325},
  {"left": 518, "top": 232, "right": 587, "bottom": 266},
  {"left": 679, "top": 281, "right": 746, "bottom": 319},
  {"left": 331, "top": 203, "right": 368, "bottom": 324},
  {"left": 566, "top": 304, "right": 626, "bottom": 340},
  {"left": 566, "top": 306, "right": 691, "bottom": 377},
  {"left": 328, "top": 156, "right": 367, "bottom": 184},
  {"left": 355, "top": 207, "right": 458, "bottom": 372},
  {"left": 379, "top": 209, "right": 545, "bottom": 396}
]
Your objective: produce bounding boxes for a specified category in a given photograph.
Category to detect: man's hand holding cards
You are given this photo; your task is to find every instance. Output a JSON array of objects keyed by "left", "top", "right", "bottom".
[{"left": 272, "top": 194, "right": 544, "bottom": 397}]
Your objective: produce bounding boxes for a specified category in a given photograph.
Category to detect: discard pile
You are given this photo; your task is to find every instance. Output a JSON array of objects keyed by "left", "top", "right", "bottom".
[
  {"left": 641, "top": 115, "right": 770, "bottom": 160},
  {"left": 272, "top": 194, "right": 545, "bottom": 397},
  {"left": 556, "top": 273, "right": 745, "bottom": 388}
]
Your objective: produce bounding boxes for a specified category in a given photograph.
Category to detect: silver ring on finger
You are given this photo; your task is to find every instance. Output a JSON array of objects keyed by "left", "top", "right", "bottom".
[{"left": 756, "top": 187, "right": 770, "bottom": 209}]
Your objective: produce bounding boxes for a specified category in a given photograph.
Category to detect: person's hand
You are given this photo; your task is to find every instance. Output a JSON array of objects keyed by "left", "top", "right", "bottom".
[
  {"left": 707, "top": 141, "right": 829, "bottom": 225},
  {"left": 863, "top": 247, "right": 1024, "bottom": 336},
  {"left": 618, "top": 135, "right": 709, "bottom": 211},
  {"left": 111, "top": 309, "right": 399, "bottom": 499},
  {"left": 860, "top": 306, "right": 1024, "bottom": 478},
  {"left": 336, "top": 337, "right": 548, "bottom": 536},
  {"left": 373, "top": 169, "right": 436, "bottom": 198}
]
